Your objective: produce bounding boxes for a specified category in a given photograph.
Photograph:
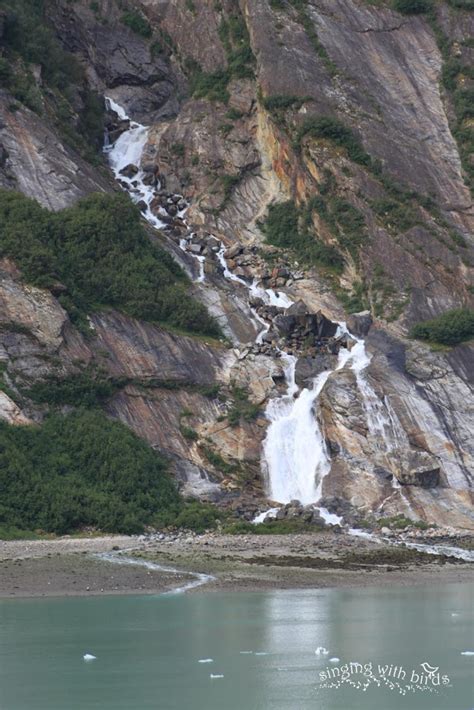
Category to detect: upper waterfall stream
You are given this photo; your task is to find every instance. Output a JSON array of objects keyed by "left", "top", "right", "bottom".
[{"left": 105, "top": 100, "right": 407, "bottom": 518}]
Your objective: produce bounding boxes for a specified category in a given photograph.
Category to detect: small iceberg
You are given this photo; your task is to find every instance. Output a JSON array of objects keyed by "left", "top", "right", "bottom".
[
  {"left": 239, "top": 651, "right": 253, "bottom": 655},
  {"left": 198, "top": 659, "right": 213, "bottom": 663},
  {"left": 83, "top": 654, "right": 96, "bottom": 662},
  {"left": 461, "top": 651, "right": 474, "bottom": 656},
  {"left": 210, "top": 674, "right": 224, "bottom": 679},
  {"left": 255, "top": 652, "right": 269, "bottom": 656},
  {"left": 315, "top": 647, "right": 329, "bottom": 656},
  {"left": 329, "top": 657, "right": 340, "bottom": 663}
]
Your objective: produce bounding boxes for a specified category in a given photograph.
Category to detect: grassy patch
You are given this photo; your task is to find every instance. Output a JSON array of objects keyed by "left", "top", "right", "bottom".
[{"left": 0, "top": 525, "right": 41, "bottom": 541}]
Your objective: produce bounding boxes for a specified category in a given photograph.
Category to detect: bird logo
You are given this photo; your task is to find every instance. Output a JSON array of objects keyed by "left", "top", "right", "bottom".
[{"left": 420, "top": 662, "right": 439, "bottom": 676}]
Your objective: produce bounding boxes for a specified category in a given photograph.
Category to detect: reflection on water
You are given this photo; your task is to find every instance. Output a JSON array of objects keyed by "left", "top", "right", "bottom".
[{"left": 0, "top": 583, "right": 472, "bottom": 710}]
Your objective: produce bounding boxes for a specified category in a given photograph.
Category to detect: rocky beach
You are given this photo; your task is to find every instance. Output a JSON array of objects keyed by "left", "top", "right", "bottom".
[{"left": 1, "top": 529, "right": 473, "bottom": 599}]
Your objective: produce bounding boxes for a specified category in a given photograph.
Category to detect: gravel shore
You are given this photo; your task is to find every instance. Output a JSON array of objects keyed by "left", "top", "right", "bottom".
[{"left": 0, "top": 531, "right": 473, "bottom": 598}]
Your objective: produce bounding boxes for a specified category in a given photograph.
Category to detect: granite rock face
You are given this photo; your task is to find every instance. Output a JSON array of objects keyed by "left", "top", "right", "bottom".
[{"left": 0, "top": 0, "right": 472, "bottom": 526}]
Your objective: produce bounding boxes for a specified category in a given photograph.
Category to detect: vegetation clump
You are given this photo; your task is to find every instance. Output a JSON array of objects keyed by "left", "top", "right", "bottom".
[
  {"left": 0, "top": 411, "right": 181, "bottom": 535},
  {"left": 392, "top": 0, "right": 432, "bottom": 13},
  {"left": 284, "top": 0, "right": 337, "bottom": 75},
  {"left": 262, "top": 94, "right": 312, "bottom": 128},
  {"left": 227, "top": 385, "right": 260, "bottom": 426},
  {"left": 121, "top": 10, "right": 152, "bottom": 37},
  {"left": 410, "top": 308, "right": 474, "bottom": 346},
  {"left": 0, "top": 0, "right": 105, "bottom": 162},
  {"left": 296, "top": 116, "right": 371, "bottom": 166},
  {"left": 185, "top": 7, "right": 255, "bottom": 103},
  {"left": 26, "top": 371, "right": 124, "bottom": 408},
  {"left": 0, "top": 190, "right": 219, "bottom": 337},
  {"left": 260, "top": 200, "right": 344, "bottom": 272},
  {"left": 223, "top": 519, "right": 325, "bottom": 535}
]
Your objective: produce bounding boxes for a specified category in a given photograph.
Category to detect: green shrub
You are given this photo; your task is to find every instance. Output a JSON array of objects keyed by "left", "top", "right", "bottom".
[
  {"left": 180, "top": 425, "right": 199, "bottom": 441},
  {"left": 447, "top": 0, "right": 474, "bottom": 7},
  {"left": 223, "top": 519, "right": 325, "bottom": 534},
  {"left": 26, "top": 371, "right": 123, "bottom": 408},
  {"left": 121, "top": 10, "right": 152, "bottom": 38},
  {"left": 372, "top": 197, "right": 420, "bottom": 231},
  {"left": 392, "top": 0, "right": 432, "bottom": 12},
  {"left": 227, "top": 385, "right": 260, "bottom": 426},
  {"left": 0, "top": 190, "right": 219, "bottom": 337},
  {"left": 226, "top": 108, "right": 244, "bottom": 120},
  {"left": 171, "top": 142, "right": 185, "bottom": 157},
  {"left": 174, "top": 501, "right": 221, "bottom": 533},
  {"left": 261, "top": 200, "right": 344, "bottom": 271},
  {"left": 263, "top": 95, "right": 308, "bottom": 112},
  {"left": 296, "top": 116, "right": 371, "bottom": 166},
  {"left": 410, "top": 308, "right": 474, "bottom": 346},
  {"left": 0, "top": 411, "right": 181, "bottom": 535},
  {"left": 188, "top": 63, "right": 231, "bottom": 103}
]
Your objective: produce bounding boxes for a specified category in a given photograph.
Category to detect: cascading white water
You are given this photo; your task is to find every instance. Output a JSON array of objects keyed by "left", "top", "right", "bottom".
[
  {"left": 262, "top": 334, "right": 363, "bottom": 506},
  {"left": 349, "top": 338, "right": 404, "bottom": 454},
  {"left": 105, "top": 98, "right": 407, "bottom": 519},
  {"left": 261, "top": 325, "right": 408, "bottom": 510}
]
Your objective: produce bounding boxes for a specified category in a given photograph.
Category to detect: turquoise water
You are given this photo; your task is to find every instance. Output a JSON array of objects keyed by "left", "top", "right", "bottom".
[{"left": 0, "top": 583, "right": 473, "bottom": 710}]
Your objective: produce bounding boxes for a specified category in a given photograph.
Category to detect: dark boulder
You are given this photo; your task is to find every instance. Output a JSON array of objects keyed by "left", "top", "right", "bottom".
[
  {"left": 347, "top": 310, "right": 373, "bottom": 337},
  {"left": 295, "top": 354, "right": 337, "bottom": 388},
  {"left": 119, "top": 163, "right": 139, "bottom": 178}
]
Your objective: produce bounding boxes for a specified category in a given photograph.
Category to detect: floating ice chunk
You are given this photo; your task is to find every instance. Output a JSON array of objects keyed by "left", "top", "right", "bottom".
[
  {"left": 83, "top": 654, "right": 96, "bottom": 661},
  {"left": 239, "top": 651, "right": 253, "bottom": 655},
  {"left": 315, "top": 647, "right": 329, "bottom": 656},
  {"left": 255, "top": 652, "right": 269, "bottom": 656},
  {"left": 461, "top": 651, "right": 474, "bottom": 656},
  {"left": 451, "top": 613, "right": 460, "bottom": 617},
  {"left": 329, "top": 657, "right": 340, "bottom": 663},
  {"left": 210, "top": 674, "right": 224, "bottom": 679},
  {"left": 198, "top": 659, "right": 214, "bottom": 663}
]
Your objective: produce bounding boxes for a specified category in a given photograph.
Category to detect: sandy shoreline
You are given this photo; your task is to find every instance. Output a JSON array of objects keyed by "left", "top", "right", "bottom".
[{"left": 0, "top": 531, "right": 473, "bottom": 599}]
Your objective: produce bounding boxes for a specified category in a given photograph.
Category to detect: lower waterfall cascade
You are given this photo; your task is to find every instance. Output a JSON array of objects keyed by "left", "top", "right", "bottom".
[{"left": 104, "top": 99, "right": 414, "bottom": 520}]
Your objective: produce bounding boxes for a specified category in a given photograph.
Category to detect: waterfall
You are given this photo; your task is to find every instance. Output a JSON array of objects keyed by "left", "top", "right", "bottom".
[
  {"left": 348, "top": 337, "right": 407, "bottom": 455},
  {"left": 263, "top": 347, "right": 354, "bottom": 506},
  {"left": 104, "top": 98, "right": 406, "bottom": 517}
]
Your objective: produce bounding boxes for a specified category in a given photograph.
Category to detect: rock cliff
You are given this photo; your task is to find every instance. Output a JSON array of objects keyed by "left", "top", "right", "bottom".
[{"left": 0, "top": 0, "right": 472, "bottom": 528}]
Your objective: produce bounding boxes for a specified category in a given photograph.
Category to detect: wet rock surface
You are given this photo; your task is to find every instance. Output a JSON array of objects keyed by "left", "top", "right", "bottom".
[{"left": 0, "top": 0, "right": 472, "bottom": 532}]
